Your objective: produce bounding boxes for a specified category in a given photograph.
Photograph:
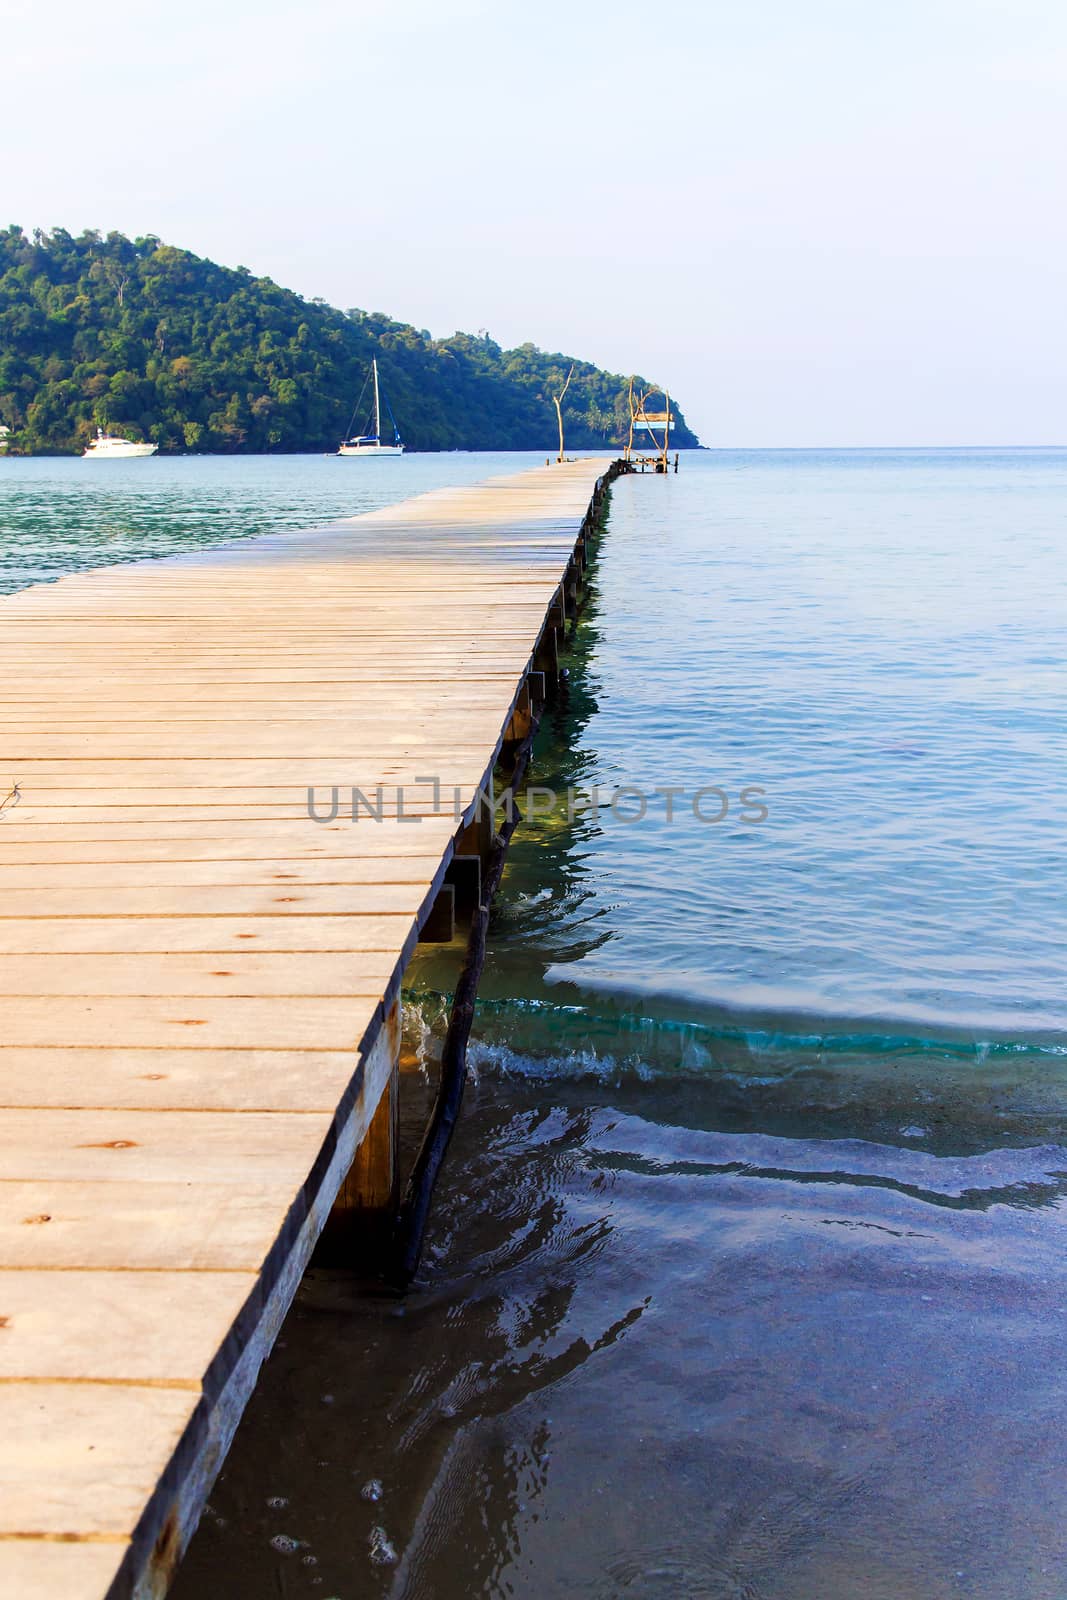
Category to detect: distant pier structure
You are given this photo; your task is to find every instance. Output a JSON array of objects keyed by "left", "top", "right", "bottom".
[{"left": 624, "top": 376, "right": 679, "bottom": 473}]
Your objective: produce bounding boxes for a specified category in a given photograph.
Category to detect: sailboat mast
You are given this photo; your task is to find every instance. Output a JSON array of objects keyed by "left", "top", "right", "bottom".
[{"left": 373, "top": 358, "right": 381, "bottom": 442}]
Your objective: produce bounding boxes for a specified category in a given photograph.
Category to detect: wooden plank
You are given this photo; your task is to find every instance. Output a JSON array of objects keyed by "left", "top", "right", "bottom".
[
  {"left": 0, "top": 1043, "right": 361, "bottom": 1107},
  {"left": 0, "top": 1179, "right": 303, "bottom": 1267},
  {"left": 0, "top": 1048, "right": 359, "bottom": 1112},
  {"left": 0, "top": 1541, "right": 128, "bottom": 1600},
  {"left": 0, "top": 835, "right": 455, "bottom": 863},
  {"left": 4, "top": 735, "right": 506, "bottom": 758},
  {"left": 0, "top": 700, "right": 518, "bottom": 722},
  {"left": 0, "top": 831, "right": 459, "bottom": 858},
  {"left": 3, "top": 761, "right": 497, "bottom": 785},
  {"left": 0, "top": 1383, "right": 200, "bottom": 1536},
  {"left": 0, "top": 996, "right": 382, "bottom": 1051},
  {"left": 0, "top": 884, "right": 433, "bottom": 918},
  {"left": 0, "top": 680, "right": 524, "bottom": 699},
  {"left": 0, "top": 858, "right": 451, "bottom": 889},
  {"left": 0, "top": 817, "right": 469, "bottom": 842},
  {"left": 0, "top": 1271, "right": 258, "bottom": 1382},
  {"left": 0, "top": 951, "right": 403, "bottom": 993},
  {"left": 0, "top": 1108, "right": 334, "bottom": 1185},
  {"left": 0, "top": 915, "right": 417, "bottom": 956},
  {"left": 3, "top": 799, "right": 479, "bottom": 821}
]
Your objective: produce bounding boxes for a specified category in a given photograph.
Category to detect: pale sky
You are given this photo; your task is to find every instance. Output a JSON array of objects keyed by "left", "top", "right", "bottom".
[{"left": 5, "top": 0, "right": 1067, "bottom": 445}]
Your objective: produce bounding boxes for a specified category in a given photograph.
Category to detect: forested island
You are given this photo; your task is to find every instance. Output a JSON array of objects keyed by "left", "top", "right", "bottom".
[{"left": 0, "top": 228, "right": 699, "bottom": 455}]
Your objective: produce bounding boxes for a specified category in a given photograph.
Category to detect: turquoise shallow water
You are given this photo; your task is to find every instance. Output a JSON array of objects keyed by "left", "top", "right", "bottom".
[{"left": 7, "top": 448, "right": 1067, "bottom": 1596}]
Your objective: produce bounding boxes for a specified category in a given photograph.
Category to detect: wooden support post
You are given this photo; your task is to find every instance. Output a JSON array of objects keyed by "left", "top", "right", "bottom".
[
  {"left": 527, "top": 669, "right": 547, "bottom": 715},
  {"left": 418, "top": 881, "right": 455, "bottom": 943},
  {"left": 446, "top": 853, "right": 482, "bottom": 920},
  {"left": 500, "top": 679, "right": 533, "bottom": 772},
  {"left": 452, "top": 793, "right": 496, "bottom": 927},
  {"left": 499, "top": 681, "right": 533, "bottom": 781},
  {"left": 456, "top": 800, "right": 494, "bottom": 868},
  {"left": 316, "top": 1001, "right": 401, "bottom": 1270},
  {"left": 565, "top": 562, "right": 580, "bottom": 616},
  {"left": 338, "top": 1059, "right": 398, "bottom": 1215},
  {"left": 504, "top": 679, "right": 534, "bottom": 744},
  {"left": 534, "top": 625, "right": 559, "bottom": 686}
]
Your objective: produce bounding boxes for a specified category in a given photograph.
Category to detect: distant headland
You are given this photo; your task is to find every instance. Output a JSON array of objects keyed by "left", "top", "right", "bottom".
[{"left": 0, "top": 227, "right": 700, "bottom": 456}]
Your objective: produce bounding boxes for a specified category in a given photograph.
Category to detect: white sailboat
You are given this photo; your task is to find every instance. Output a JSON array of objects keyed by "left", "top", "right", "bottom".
[
  {"left": 83, "top": 429, "right": 157, "bottom": 459},
  {"left": 338, "top": 359, "right": 404, "bottom": 457}
]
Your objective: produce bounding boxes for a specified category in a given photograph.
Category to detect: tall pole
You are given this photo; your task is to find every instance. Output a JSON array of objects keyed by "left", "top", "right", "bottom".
[
  {"left": 553, "top": 364, "right": 574, "bottom": 464},
  {"left": 373, "top": 359, "right": 381, "bottom": 443}
]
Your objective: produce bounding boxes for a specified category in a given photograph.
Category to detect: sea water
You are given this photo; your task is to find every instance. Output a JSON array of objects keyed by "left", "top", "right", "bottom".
[
  {"left": 0, "top": 449, "right": 554, "bottom": 593},
  {"left": 6, "top": 449, "right": 1067, "bottom": 1597}
]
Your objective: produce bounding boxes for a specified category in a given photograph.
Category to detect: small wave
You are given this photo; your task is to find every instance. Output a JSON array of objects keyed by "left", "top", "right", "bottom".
[{"left": 402, "top": 988, "right": 1067, "bottom": 1088}]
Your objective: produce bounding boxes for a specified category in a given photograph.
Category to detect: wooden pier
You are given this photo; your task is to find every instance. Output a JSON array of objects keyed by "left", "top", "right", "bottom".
[{"left": 0, "top": 456, "right": 617, "bottom": 1599}]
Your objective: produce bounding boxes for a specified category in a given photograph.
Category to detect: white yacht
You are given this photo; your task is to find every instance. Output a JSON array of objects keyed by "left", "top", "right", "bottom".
[
  {"left": 83, "top": 429, "right": 157, "bottom": 460},
  {"left": 338, "top": 359, "right": 404, "bottom": 457}
]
